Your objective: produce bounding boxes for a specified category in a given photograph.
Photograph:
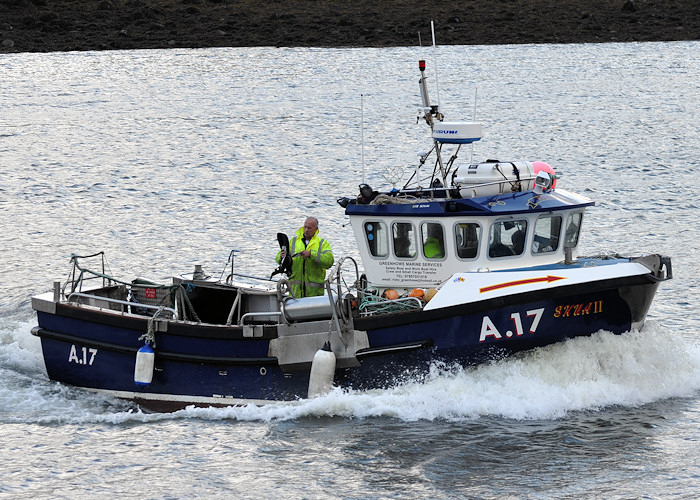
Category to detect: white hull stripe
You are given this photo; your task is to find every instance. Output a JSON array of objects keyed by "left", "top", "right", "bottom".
[
  {"left": 424, "top": 262, "right": 651, "bottom": 311},
  {"left": 87, "top": 387, "right": 295, "bottom": 407}
]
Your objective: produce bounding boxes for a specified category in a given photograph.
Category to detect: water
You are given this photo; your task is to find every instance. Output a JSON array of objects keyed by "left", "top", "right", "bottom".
[{"left": 1, "top": 42, "right": 699, "bottom": 498}]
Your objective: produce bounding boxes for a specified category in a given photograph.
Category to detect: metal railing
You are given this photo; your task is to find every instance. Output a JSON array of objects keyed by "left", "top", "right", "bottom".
[{"left": 67, "top": 292, "right": 178, "bottom": 319}]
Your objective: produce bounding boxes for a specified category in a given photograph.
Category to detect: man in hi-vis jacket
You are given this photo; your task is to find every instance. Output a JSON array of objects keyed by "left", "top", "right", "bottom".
[{"left": 276, "top": 217, "right": 334, "bottom": 298}]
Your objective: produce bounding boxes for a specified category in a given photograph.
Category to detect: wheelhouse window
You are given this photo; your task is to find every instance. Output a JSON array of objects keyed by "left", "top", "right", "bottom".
[
  {"left": 454, "top": 222, "right": 481, "bottom": 259},
  {"left": 421, "top": 222, "right": 445, "bottom": 259},
  {"left": 564, "top": 212, "right": 583, "bottom": 248},
  {"left": 489, "top": 219, "right": 528, "bottom": 258},
  {"left": 392, "top": 222, "right": 416, "bottom": 258},
  {"left": 532, "top": 215, "right": 562, "bottom": 254},
  {"left": 364, "top": 221, "right": 388, "bottom": 258}
]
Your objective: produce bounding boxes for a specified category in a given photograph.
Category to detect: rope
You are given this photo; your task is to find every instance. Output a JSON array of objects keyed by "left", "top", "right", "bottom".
[
  {"left": 370, "top": 194, "right": 420, "bottom": 205},
  {"left": 175, "top": 286, "right": 201, "bottom": 323},
  {"left": 138, "top": 306, "right": 166, "bottom": 348},
  {"left": 358, "top": 294, "right": 422, "bottom": 314}
]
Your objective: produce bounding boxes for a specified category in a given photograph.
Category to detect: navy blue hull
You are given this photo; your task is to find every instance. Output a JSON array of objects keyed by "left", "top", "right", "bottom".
[
  {"left": 33, "top": 277, "right": 660, "bottom": 409},
  {"left": 337, "top": 284, "right": 649, "bottom": 391},
  {"left": 365, "top": 287, "right": 632, "bottom": 355},
  {"left": 36, "top": 310, "right": 308, "bottom": 402},
  {"left": 39, "top": 335, "right": 309, "bottom": 402}
]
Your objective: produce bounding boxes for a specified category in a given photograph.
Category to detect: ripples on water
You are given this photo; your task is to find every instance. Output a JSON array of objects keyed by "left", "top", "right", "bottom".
[{"left": 1, "top": 42, "right": 699, "bottom": 498}]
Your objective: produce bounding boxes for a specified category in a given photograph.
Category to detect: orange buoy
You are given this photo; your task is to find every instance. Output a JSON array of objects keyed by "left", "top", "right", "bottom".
[
  {"left": 408, "top": 288, "right": 424, "bottom": 299},
  {"left": 383, "top": 289, "right": 399, "bottom": 300},
  {"left": 424, "top": 288, "right": 438, "bottom": 302}
]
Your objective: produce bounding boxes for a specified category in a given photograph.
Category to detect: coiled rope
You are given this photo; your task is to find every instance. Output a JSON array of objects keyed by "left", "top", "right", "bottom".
[{"left": 358, "top": 294, "right": 422, "bottom": 315}]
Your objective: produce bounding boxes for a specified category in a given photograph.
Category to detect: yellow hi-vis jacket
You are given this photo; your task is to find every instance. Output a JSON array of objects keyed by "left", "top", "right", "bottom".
[{"left": 276, "top": 227, "right": 334, "bottom": 298}]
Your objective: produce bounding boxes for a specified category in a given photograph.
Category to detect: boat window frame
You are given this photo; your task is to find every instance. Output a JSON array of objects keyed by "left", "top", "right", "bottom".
[
  {"left": 487, "top": 218, "right": 529, "bottom": 259},
  {"left": 453, "top": 221, "right": 482, "bottom": 260},
  {"left": 420, "top": 221, "right": 447, "bottom": 260},
  {"left": 391, "top": 221, "right": 418, "bottom": 260},
  {"left": 362, "top": 220, "right": 389, "bottom": 259},
  {"left": 564, "top": 211, "right": 584, "bottom": 249},
  {"left": 531, "top": 213, "right": 563, "bottom": 255}
]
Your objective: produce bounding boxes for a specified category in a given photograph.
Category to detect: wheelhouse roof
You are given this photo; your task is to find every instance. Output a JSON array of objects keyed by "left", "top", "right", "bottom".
[{"left": 345, "top": 188, "right": 594, "bottom": 217}]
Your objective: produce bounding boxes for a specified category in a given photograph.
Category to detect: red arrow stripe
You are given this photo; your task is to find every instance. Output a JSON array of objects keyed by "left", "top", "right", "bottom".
[{"left": 479, "top": 275, "right": 565, "bottom": 293}]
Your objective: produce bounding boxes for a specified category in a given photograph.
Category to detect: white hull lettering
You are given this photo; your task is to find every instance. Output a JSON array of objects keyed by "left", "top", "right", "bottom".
[
  {"left": 479, "top": 308, "right": 546, "bottom": 342},
  {"left": 68, "top": 344, "right": 98, "bottom": 366}
]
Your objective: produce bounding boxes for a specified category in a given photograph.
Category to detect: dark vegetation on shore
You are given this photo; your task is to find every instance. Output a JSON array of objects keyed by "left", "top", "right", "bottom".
[{"left": 1, "top": 0, "right": 698, "bottom": 53}]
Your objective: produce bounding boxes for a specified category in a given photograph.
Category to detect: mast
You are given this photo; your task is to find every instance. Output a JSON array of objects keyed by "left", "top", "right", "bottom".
[{"left": 418, "top": 59, "right": 449, "bottom": 194}]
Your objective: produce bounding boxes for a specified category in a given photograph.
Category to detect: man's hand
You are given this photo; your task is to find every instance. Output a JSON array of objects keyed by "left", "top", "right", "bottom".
[{"left": 300, "top": 250, "right": 311, "bottom": 258}]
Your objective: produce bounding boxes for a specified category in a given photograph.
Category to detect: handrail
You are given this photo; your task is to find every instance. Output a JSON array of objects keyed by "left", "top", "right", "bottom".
[
  {"left": 453, "top": 175, "right": 538, "bottom": 189},
  {"left": 68, "top": 252, "right": 110, "bottom": 293},
  {"left": 67, "top": 292, "right": 178, "bottom": 319},
  {"left": 225, "top": 292, "right": 242, "bottom": 326},
  {"left": 239, "top": 311, "right": 284, "bottom": 326},
  {"left": 325, "top": 256, "right": 361, "bottom": 340},
  {"left": 399, "top": 175, "right": 539, "bottom": 193},
  {"left": 325, "top": 280, "right": 344, "bottom": 343},
  {"left": 326, "top": 255, "right": 359, "bottom": 285},
  {"left": 68, "top": 252, "right": 173, "bottom": 294},
  {"left": 226, "top": 272, "right": 275, "bottom": 283}
]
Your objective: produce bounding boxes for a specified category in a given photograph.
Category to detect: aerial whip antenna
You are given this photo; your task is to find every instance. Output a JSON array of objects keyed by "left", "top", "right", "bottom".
[
  {"left": 431, "top": 21, "right": 441, "bottom": 109},
  {"left": 361, "top": 94, "right": 365, "bottom": 185},
  {"left": 471, "top": 87, "right": 478, "bottom": 163}
]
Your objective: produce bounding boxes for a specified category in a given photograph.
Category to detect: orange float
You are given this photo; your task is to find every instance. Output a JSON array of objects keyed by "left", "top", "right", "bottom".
[{"left": 383, "top": 289, "right": 399, "bottom": 300}]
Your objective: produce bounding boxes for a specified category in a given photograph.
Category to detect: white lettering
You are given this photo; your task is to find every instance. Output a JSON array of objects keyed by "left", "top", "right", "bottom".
[
  {"left": 480, "top": 308, "right": 546, "bottom": 343},
  {"left": 526, "top": 308, "right": 545, "bottom": 333},
  {"left": 68, "top": 344, "right": 79, "bottom": 363},
  {"left": 68, "top": 344, "right": 98, "bottom": 365},
  {"left": 510, "top": 312, "right": 524, "bottom": 336},
  {"left": 479, "top": 316, "right": 502, "bottom": 342}
]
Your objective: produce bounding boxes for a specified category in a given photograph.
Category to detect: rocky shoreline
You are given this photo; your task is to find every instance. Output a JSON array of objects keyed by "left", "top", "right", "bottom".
[{"left": 1, "top": 0, "right": 699, "bottom": 53}]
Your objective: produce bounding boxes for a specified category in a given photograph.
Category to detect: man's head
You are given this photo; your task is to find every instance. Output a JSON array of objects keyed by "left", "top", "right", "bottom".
[{"left": 303, "top": 217, "right": 319, "bottom": 240}]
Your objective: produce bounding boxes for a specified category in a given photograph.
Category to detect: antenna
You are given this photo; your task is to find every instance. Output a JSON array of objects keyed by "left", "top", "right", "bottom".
[
  {"left": 361, "top": 94, "right": 365, "bottom": 185},
  {"left": 471, "top": 87, "right": 478, "bottom": 163},
  {"left": 431, "top": 21, "right": 441, "bottom": 108}
]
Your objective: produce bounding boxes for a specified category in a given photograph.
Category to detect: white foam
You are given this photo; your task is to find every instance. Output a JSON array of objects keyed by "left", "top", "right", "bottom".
[
  {"left": 0, "top": 319, "right": 46, "bottom": 376},
  {"left": 161, "top": 322, "right": 700, "bottom": 422},
  {"left": 2, "top": 320, "right": 698, "bottom": 424}
]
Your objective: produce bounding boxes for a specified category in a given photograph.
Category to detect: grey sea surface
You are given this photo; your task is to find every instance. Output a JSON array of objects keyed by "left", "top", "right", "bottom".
[{"left": 0, "top": 42, "right": 699, "bottom": 498}]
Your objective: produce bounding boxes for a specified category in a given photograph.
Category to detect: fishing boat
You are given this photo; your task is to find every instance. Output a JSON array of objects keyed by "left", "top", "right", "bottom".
[{"left": 31, "top": 59, "right": 672, "bottom": 411}]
